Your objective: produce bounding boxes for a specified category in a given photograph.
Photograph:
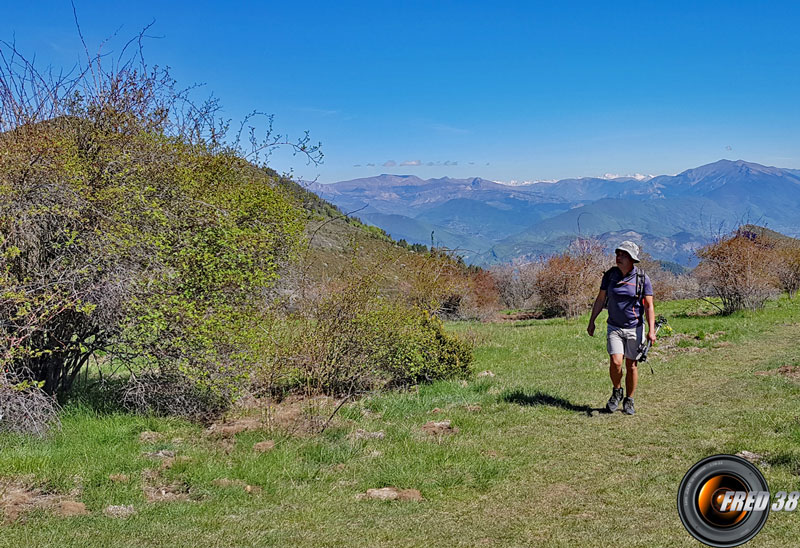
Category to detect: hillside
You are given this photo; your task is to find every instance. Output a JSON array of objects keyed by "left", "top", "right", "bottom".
[{"left": 277, "top": 177, "right": 486, "bottom": 299}]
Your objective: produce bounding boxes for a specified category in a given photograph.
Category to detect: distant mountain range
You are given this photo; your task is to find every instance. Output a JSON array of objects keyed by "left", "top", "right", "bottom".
[{"left": 306, "top": 160, "right": 800, "bottom": 265}]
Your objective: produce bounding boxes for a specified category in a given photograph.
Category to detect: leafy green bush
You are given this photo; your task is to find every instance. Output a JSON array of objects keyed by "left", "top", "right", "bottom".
[
  {"left": 255, "top": 268, "right": 473, "bottom": 397},
  {"left": 0, "top": 40, "right": 315, "bottom": 404},
  {"left": 358, "top": 302, "right": 472, "bottom": 388}
]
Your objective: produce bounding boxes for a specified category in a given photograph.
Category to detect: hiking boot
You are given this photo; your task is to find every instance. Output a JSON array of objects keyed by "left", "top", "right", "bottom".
[
  {"left": 606, "top": 387, "right": 623, "bottom": 412},
  {"left": 623, "top": 397, "right": 635, "bottom": 415}
]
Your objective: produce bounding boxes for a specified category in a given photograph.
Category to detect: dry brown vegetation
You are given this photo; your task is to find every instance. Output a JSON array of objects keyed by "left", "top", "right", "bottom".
[
  {"left": 695, "top": 231, "right": 779, "bottom": 313},
  {"left": 533, "top": 239, "right": 607, "bottom": 318},
  {"left": 490, "top": 239, "right": 609, "bottom": 318}
]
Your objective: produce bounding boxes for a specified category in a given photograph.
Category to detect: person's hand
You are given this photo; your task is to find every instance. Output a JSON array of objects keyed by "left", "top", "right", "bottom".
[
  {"left": 647, "top": 330, "right": 657, "bottom": 344},
  {"left": 587, "top": 322, "right": 595, "bottom": 337}
]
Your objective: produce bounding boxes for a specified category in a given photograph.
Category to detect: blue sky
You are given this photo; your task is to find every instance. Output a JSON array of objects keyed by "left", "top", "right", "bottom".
[{"left": 2, "top": 1, "right": 799, "bottom": 183}]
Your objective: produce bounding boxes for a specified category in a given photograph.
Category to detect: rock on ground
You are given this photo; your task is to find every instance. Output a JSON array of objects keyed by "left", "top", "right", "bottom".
[
  {"left": 356, "top": 487, "right": 423, "bottom": 501},
  {"left": 735, "top": 450, "right": 770, "bottom": 467},
  {"left": 104, "top": 505, "right": 136, "bottom": 518}
]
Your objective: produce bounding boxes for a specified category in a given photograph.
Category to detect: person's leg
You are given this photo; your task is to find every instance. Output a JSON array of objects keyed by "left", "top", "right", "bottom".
[
  {"left": 609, "top": 354, "right": 624, "bottom": 388},
  {"left": 623, "top": 324, "right": 643, "bottom": 398},
  {"left": 605, "top": 353, "right": 625, "bottom": 411},
  {"left": 624, "top": 357, "right": 638, "bottom": 397},
  {"left": 606, "top": 326, "right": 625, "bottom": 387},
  {"left": 606, "top": 326, "right": 626, "bottom": 411}
]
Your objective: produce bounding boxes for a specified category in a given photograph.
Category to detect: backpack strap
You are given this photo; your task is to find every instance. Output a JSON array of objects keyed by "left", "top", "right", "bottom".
[
  {"left": 602, "top": 267, "right": 616, "bottom": 309},
  {"left": 635, "top": 270, "right": 645, "bottom": 301},
  {"left": 635, "top": 270, "right": 647, "bottom": 323}
]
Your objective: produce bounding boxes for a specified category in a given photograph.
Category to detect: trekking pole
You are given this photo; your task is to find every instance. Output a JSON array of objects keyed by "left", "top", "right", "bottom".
[{"left": 635, "top": 316, "right": 668, "bottom": 374}]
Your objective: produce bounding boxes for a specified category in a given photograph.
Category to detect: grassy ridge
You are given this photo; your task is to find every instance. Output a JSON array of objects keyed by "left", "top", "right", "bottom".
[{"left": 1, "top": 297, "right": 800, "bottom": 546}]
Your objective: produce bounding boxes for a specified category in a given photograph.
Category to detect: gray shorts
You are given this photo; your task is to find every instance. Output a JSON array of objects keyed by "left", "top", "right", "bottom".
[{"left": 607, "top": 324, "right": 644, "bottom": 360}]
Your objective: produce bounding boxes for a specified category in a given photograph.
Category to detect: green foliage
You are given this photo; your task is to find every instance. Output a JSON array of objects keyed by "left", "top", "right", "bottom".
[
  {"left": 1, "top": 37, "right": 482, "bottom": 420},
  {"left": 0, "top": 106, "right": 305, "bottom": 402},
  {"left": 256, "top": 266, "right": 473, "bottom": 397},
  {"left": 358, "top": 304, "right": 473, "bottom": 387}
]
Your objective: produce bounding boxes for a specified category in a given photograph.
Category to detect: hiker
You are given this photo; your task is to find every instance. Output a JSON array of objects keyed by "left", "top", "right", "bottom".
[{"left": 586, "top": 241, "right": 655, "bottom": 415}]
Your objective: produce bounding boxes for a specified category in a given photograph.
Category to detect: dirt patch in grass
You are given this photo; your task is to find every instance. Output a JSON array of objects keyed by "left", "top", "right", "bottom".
[
  {"left": 252, "top": 440, "right": 276, "bottom": 453},
  {"left": 493, "top": 311, "right": 544, "bottom": 322},
  {"left": 755, "top": 365, "right": 800, "bottom": 380},
  {"left": 205, "top": 418, "right": 263, "bottom": 438},
  {"left": 421, "top": 420, "right": 459, "bottom": 436},
  {"left": 141, "top": 468, "right": 190, "bottom": 503},
  {"left": 0, "top": 478, "right": 85, "bottom": 523},
  {"left": 206, "top": 395, "right": 340, "bottom": 438},
  {"left": 349, "top": 429, "right": 385, "bottom": 440},
  {"left": 212, "top": 478, "right": 262, "bottom": 494},
  {"left": 650, "top": 330, "right": 727, "bottom": 358},
  {"left": 139, "top": 431, "right": 164, "bottom": 443},
  {"left": 104, "top": 504, "right": 136, "bottom": 518}
]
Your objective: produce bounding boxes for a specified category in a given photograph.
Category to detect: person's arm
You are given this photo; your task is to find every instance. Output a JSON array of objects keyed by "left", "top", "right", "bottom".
[
  {"left": 587, "top": 289, "right": 606, "bottom": 336},
  {"left": 644, "top": 295, "right": 656, "bottom": 343}
]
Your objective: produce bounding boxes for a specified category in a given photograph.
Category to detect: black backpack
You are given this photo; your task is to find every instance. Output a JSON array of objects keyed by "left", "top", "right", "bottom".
[{"left": 603, "top": 267, "right": 645, "bottom": 309}]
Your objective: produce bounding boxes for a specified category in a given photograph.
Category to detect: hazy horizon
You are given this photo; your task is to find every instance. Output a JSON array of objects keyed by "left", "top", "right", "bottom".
[{"left": 315, "top": 158, "right": 800, "bottom": 185}]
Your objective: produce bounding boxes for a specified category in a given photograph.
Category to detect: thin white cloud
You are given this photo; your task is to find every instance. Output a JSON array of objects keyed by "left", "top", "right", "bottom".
[
  {"left": 383, "top": 160, "right": 397, "bottom": 167},
  {"left": 291, "top": 106, "right": 340, "bottom": 116},
  {"left": 366, "top": 163, "right": 376, "bottom": 167},
  {"left": 430, "top": 123, "right": 470, "bottom": 134},
  {"left": 400, "top": 160, "right": 421, "bottom": 166}
]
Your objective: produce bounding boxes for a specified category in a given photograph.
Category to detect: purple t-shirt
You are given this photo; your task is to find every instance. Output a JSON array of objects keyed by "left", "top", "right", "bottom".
[{"left": 600, "top": 266, "right": 653, "bottom": 329}]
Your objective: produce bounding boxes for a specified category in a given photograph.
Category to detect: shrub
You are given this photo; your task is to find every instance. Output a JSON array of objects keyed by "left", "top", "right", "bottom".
[
  {"left": 489, "top": 262, "right": 540, "bottom": 310},
  {"left": 534, "top": 239, "right": 607, "bottom": 318},
  {"left": 0, "top": 373, "right": 60, "bottom": 436},
  {"left": 119, "top": 371, "right": 229, "bottom": 423},
  {"left": 774, "top": 242, "right": 800, "bottom": 299},
  {"left": 395, "top": 249, "right": 499, "bottom": 320},
  {"left": 0, "top": 37, "right": 318, "bottom": 402},
  {"left": 695, "top": 231, "right": 777, "bottom": 313},
  {"left": 456, "top": 269, "right": 502, "bottom": 320},
  {"left": 255, "top": 264, "right": 473, "bottom": 397}
]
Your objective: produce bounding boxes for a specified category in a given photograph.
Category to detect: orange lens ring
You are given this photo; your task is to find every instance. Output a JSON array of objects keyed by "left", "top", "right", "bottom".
[{"left": 697, "top": 474, "right": 749, "bottom": 528}]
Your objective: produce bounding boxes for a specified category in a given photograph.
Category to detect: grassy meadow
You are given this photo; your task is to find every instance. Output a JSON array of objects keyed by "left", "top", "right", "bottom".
[{"left": 2, "top": 296, "right": 800, "bottom": 547}]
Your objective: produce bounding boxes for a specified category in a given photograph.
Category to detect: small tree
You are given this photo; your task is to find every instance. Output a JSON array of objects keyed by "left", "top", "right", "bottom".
[
  {"left": 695, "top": 232, "right": 776, "bottom": 313},
  {"left": 489, "top": 261, "right": 540, "bottom": 310},
  {"left": 0, "top": 34, "right": 320, "bottom": 400},
  {"left": 534, "top": 239, "right": 607, "bottom": 318},
  {"left": 774, "top": 243, "right": 800, "bottom": 299}
]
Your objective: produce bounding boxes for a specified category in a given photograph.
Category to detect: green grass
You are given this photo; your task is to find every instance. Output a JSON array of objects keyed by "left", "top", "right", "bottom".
[{"left": 2, "top": 296, "right": 800, "bottom": 547}]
